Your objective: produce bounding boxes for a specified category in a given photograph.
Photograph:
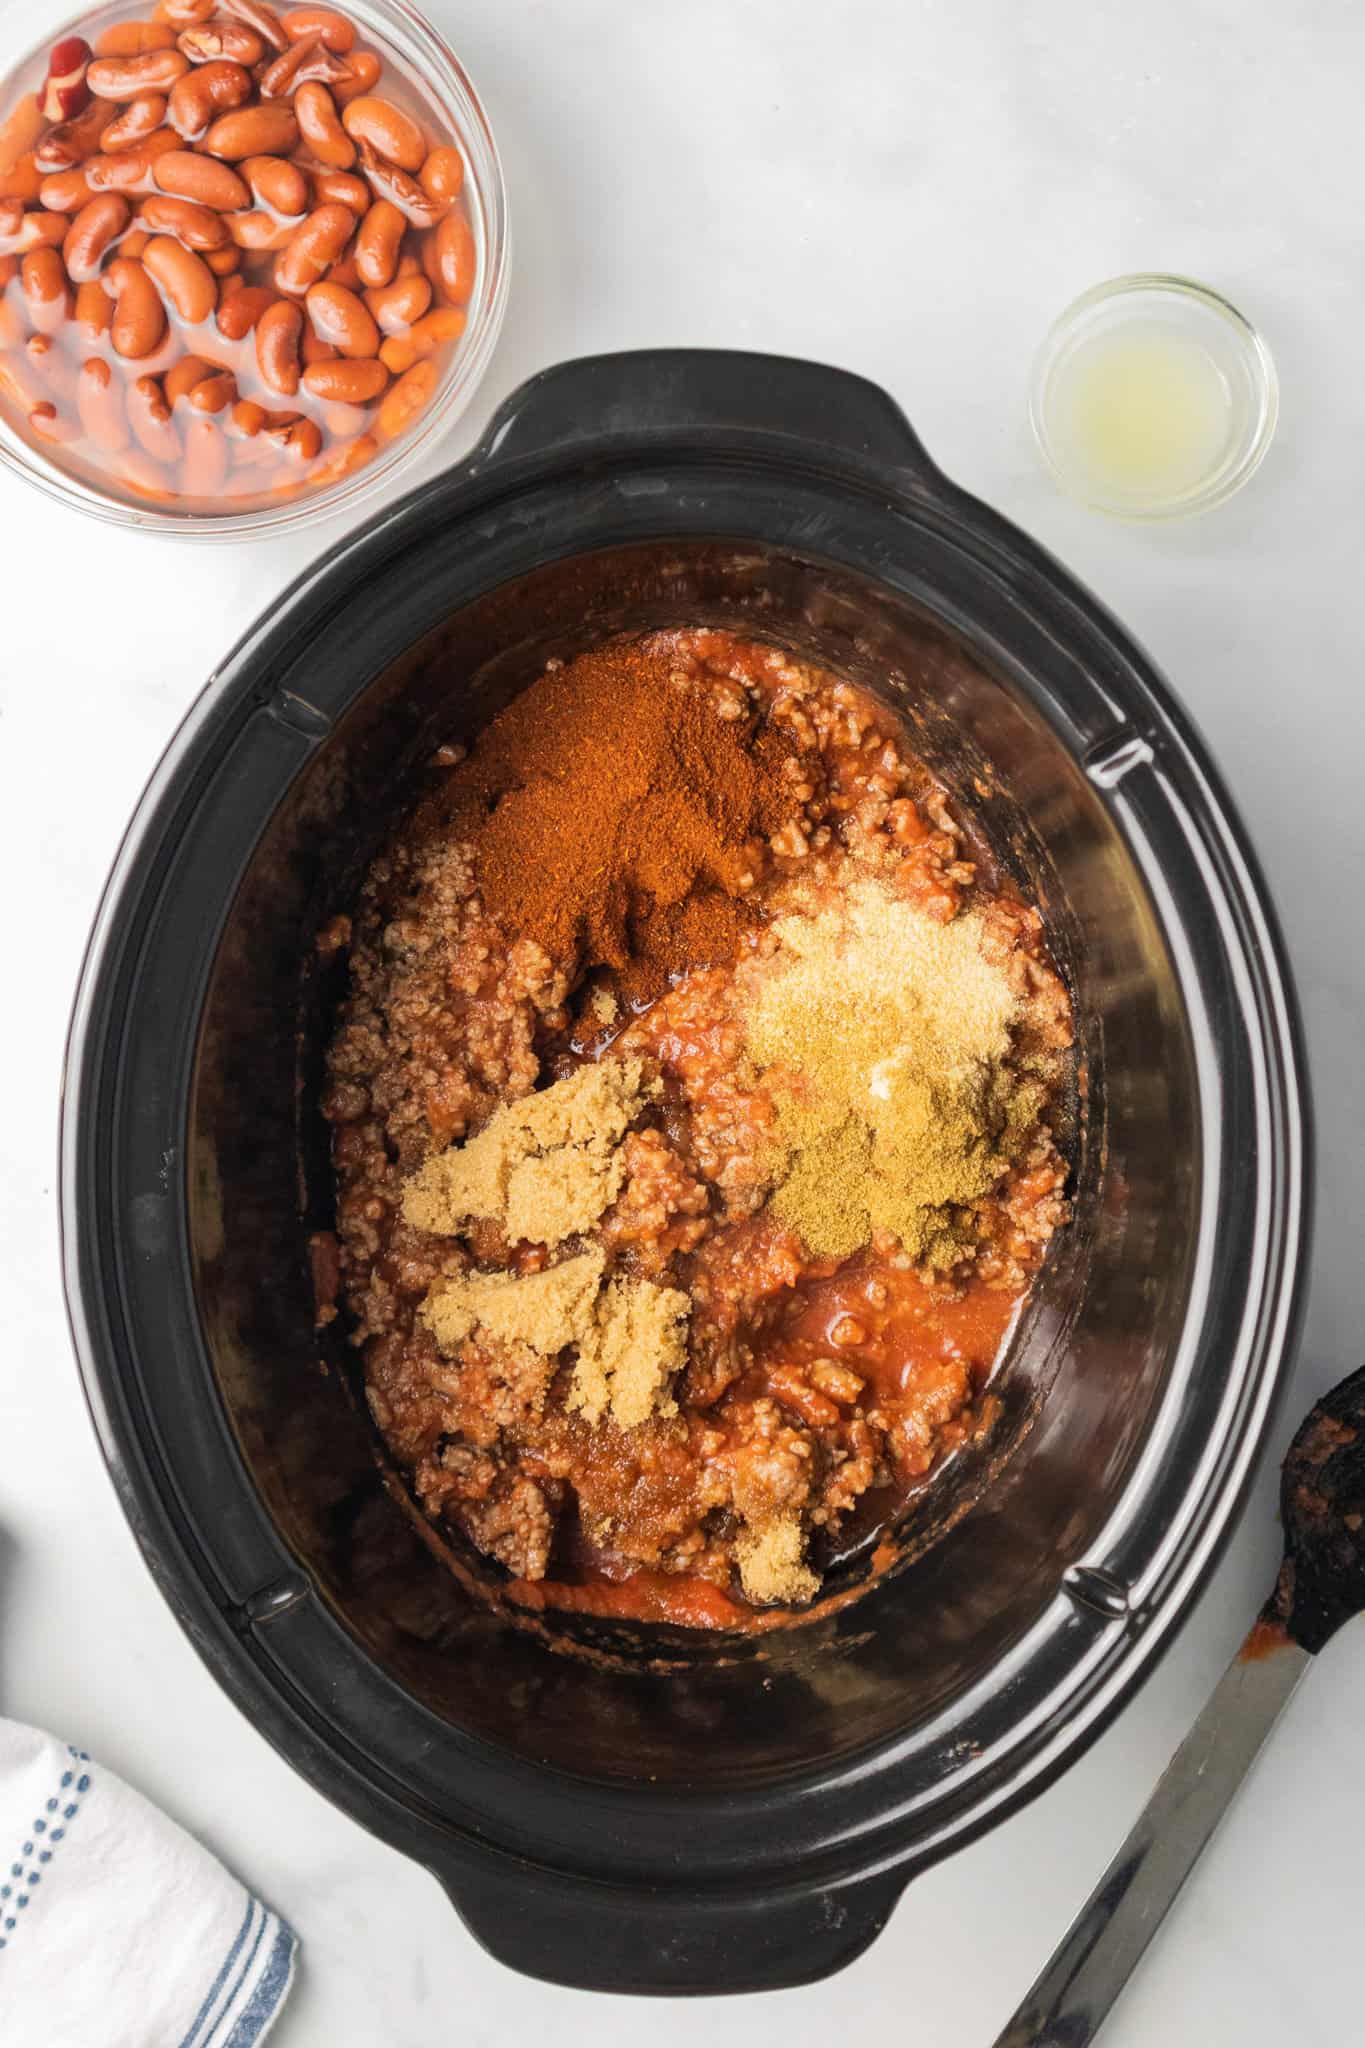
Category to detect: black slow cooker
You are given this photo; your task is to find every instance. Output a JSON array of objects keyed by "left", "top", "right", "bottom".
[{"left": 60, "top": 351, "right": 1310, "bottom": 1994}]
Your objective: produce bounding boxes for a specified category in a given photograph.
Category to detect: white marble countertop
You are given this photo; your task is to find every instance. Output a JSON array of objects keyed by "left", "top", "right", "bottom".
[{"left": 3, "top": 1, "right": 1364, "bottom": 2040}]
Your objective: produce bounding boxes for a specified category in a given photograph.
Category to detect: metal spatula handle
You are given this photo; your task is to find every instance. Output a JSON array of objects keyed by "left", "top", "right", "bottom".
[{"left": 994, "top": 1628, "right": 1310, "bottom": 2047}]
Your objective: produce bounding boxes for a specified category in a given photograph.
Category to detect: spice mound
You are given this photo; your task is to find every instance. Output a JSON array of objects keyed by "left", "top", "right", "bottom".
[
  {"left": 323, "top": 628, "right": 1075, "bottom": 1628},
  {"left": 745, "top": 879, "right": 1042, "bottom": 1266}
]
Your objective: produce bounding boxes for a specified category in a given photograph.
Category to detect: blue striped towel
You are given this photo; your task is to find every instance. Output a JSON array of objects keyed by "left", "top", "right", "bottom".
[{"left": 0, "top": 1719, "right": 297, "bottom": 2046}]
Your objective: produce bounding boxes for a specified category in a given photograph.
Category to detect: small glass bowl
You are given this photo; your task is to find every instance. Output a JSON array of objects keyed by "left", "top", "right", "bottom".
[
  {"left": 1028, "top": 274, "right": 1278, "bottom": 520},
  {"left": 0, "top": 0, "right": 509, "bottom": 539}
]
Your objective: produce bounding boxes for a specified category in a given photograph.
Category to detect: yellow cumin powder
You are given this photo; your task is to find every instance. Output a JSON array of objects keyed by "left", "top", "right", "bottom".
[{"left": 744, "top": 878, "right": 1027, "bottom": 1264}]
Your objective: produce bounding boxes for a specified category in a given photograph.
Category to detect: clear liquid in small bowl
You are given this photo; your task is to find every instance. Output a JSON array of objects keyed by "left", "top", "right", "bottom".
[
  {"left": 1047, "top": 325, "right": 1234, "bottom": 505},
  {"left": 1031, "top": 276, "right": 1278, "bottom": 519}
]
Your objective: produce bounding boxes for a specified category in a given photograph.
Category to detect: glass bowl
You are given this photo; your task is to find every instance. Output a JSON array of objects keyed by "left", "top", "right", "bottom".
[
  {"left": 0, "top": 0, "right": 509, "bottom": 539},
  {"left": 1028, "top": 274, "right": 1278, "bottom": 520}
]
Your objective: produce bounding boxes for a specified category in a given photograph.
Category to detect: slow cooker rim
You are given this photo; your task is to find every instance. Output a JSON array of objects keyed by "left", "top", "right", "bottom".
[{"left": 59, "top": 369, "right": 1312, "bottom": 1903}]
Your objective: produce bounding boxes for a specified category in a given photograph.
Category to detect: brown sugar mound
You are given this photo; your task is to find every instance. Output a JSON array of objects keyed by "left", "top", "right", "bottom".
[
  {"left": 441, "top": 638, "right": 803, "bottom": 1001},
  {"left": 734, "top": 1513, "right": 820, "bottom": 1605},
  {"left": 402, "top": 1059, "right": 653, "bottom": 1248},
  {"left": 420, "top": 1247, "right": 688, "bottom": 1432},
  {"left": 421, "top": 1250, "right": 606, "bottom": 1354},
  {"left": 569, "top": 1275, "right": 689, "bottom": 1430}
]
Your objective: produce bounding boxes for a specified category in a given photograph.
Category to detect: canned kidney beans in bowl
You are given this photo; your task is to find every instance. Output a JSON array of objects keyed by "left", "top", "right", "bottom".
[{"left": 0, "top": 0, "right": 508, "bottom": 536}]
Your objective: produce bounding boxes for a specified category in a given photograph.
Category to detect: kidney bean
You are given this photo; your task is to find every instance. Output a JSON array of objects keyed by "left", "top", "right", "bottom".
[
  {"left": 241, "top": 153, "right": 308, "bottom": 215},
  {"left": 221, "top": 0, "right": 289, "bottom": 51},
  {"left": 29, "top": 399, "right": 80, "bottom": 442},
  {"left": 262, "top": 411, "right": 321, "bottom": 460},
  {"left": 281, "top": 6, "right": 355, "bottom": 52},
  {"left": 323, "top": 243, "right": 360, "bottom": 288},
  {"left": 259, "top": 34, "right": 350, "bottom": 97},
  {"left": 300, "top": 354, "right": 383, "bottom": 403},
  {"left": 178, "top": 22, "right": 265, "bottom": 64},
  {"left": 364, "top": 270, "right": 430, "bottom": 333},
  {"left": 153, "top": 150, "right": 249, "bottom": 209},
  {"left": 204, "top": 242, "right": 239, "bottom": 273},
  {"left": 169, "top": 59, "right": 251, "bottom": 138},
  {"left": 2, "top": 153, "right": 43, "bottom": 203},
  {"left": 39, "top": 167, "right": 93, "bottom": 211},
  {"left": 376, "top": 356, "right": 436, "bottom": 439},
  {"left": 0, "top": 94, "right": 46, "bottom": 183},
  {"left": 188, "top": 367, "right": 236, "bottom": 410},
  {"left": 378, "top": 305, "right": 463, "bottom": 373},
  {"left": 204, "top": 102, "right": 298, "bottom": 159},
  {"left": 157, "top": 0, "right": 217, "bottom": 27},
  {"left": 74, "top": 275, "right": 114, "bottom": 338},
  {"left": 330, "top": 50, "right": 380, "bottom": 106},
  {"left": 227, "top": 395, "right": 266, "bottom": 436},
  {"left": 41, "top": 37, "right": 93, "bottom": 123},
  {"left": 419, "top": 145, "right": 463, "bottom": 205},
  {"left": 294, "top": 82, "right": 353, "bottom": 169},
  {"left": 20, "top": 245, "right": 73, "bottom": 332},
  {"left": 342, "top": 95, "right": 423, "bottom": 173},
  {"left": 181, "top": 411, "right": 227, "bottom": 493},
  {"left": 101, "top": 91, "right": 169, "bottom": 152},
  {"left": 274, "top": 199, "right": 350, "bottom": 293},
  {"left": 64, "top": 192, "right": 132, "bottom": 282},
  {"left": 308, "top": 166, "right": 366, "bottom": 210},
  {"left": 89, "top": 50, "right": 190, "bottom": 100},
  {"left": 77, "top": 354, "right": 129, "bottom": 448},
  {"left": 103, "top": 254, "right": 167, "bottom": 355},
  {"left": 97, "top": 21, "right": 178, "bottom": 57},
  {"left": 34, "top": 99, "right": 116, "bottom": 174},
  {"left": 136, "top": 191, "right": 228, "bottom": 248},
  {"left": 227, "top": 207, "right": 294, "bottom": 249},
  {"left": 352, "top": 196, "right": 402, "bottom": 286},
  {"left": 215, "top": 279, "right": 275, "bottom": 336},
  {"left": 25, "top": 332, "right": 78, "bottom": 401},
  {"left": 309, "top": 428, "right": 376, "bottom": 484},
  {"left": 0, "top": 207, "right": 69, "bottom": 257},
  {"left": 300, "top": 322, "right": 335, "bottom": 364},
  {"left": 163, "top": 351, "right": 213, "bottom": 402},
  {"left": 0, "top": 203, "right": 52, "bottom": 258},
  {"left": 128, "top": 372, "right": 183, "bottom": 460},
  {"left": 121, "top": 227, "right": 151, "bottom": 258},
  {"left": 255, "top": 293, "right": 302, "bottom": 392},
  {"left": 305, "top": 278, "right": 377, "bottom": 357},
  {"left": 84, "top": 128, "right": 180, "bottom": 191},
  {"left": 428, "top": 208, "right": 475, "bottom": 304},
  {"left": 356, "top": 141, "right": 441, "bottom": 228},
  {"left": 143, "top": 233, "right": 217, "bottom": 321}
]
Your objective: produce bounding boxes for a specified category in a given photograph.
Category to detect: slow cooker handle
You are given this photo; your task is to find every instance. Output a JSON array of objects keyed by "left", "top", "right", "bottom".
[
  {"left": 436, "top": 1857, "right": 907, "bottom": 1995},
  {"left": 475, "top": 348, "right": 948, "bottom": 491}
]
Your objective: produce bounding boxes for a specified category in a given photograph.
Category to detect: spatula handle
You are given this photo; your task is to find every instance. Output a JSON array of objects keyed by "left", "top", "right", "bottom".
[{"left": 994, "top": 1627, "right": 1311, "bottom": 2047}]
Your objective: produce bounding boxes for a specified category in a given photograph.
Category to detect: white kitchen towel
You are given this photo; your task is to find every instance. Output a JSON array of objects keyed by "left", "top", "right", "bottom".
[{"left": 0, "top": 1718, "right": 297, "bottom": 2047}]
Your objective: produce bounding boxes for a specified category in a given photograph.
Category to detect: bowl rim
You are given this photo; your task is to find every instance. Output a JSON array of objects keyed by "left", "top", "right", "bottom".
[
  {"left": 0, "top": 0, "right": 510, "bottom": 540},
  {"left": 1027, "top": 271, "right": 1280, "bottom": 521}
]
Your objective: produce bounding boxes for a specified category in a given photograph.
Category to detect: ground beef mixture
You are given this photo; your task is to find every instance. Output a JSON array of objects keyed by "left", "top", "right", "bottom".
[{"left": 321, "top": 630, "right": 1074, "bottom": 1629}]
